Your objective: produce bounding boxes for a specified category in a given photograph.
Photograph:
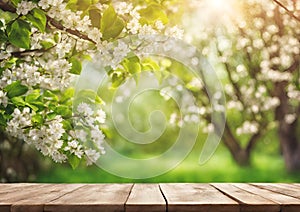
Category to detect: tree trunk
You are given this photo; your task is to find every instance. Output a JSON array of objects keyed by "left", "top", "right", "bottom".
[
  {"left": 0, "top": 132, "right": 41, "bottom": 182},
  {"left": 232, "top": 149, "right": 251, "bottom": 167},
  {"left": 275, "top": 82, "right": 300, "bottom": 172},
  {"left": 278, "top": 120, "right": 300, "bottom": 172},
  {"left": 223, "top": 123, "right": 251, "bottom": 166}
]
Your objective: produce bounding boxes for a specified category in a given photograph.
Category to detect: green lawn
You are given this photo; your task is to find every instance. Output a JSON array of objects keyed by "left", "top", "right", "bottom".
[{"left": 36, "top": 143, "right": 300, "bottom": 183}]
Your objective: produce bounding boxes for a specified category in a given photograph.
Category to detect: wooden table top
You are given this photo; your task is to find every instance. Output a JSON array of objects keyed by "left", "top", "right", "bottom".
[{"left": 0, "top": 183, "right": 299, "bottom": 212}]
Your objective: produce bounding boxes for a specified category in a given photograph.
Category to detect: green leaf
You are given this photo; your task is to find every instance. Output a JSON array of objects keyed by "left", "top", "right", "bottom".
[
  {"left": 123, "top": 58, "right": 141, "bottom": 84},
  {"left": 25, "top": 90, "right": 41, "bottom": 103},
  {"left": 0, "top": 30, "right": 8, "bottom": 43},
  {"left": 95, "top": 94, "right": 104, "bottom": 105},
  {"left": 70, "top": 57, "right": 82, "bottom": 75},
  {"left": 124, "top": 60, "right": 141, "bottom": 75},
  {"left": 25, "top": 103, "right": 40, "bottom": 111},
  {"left": 99, "top": 0, "right": 110, "bottom": 3},
  {"left": 55, "top": 105, "right": 72, "bottom": 118},
  {"left": 40, "top": 40, "right": 54, "bottom": 49},
  {"left": 0, "top": 113, "right": 7, "bottom": 127},
  {"left": 66, "top": 0, "right": 78, "bottom": 10},
  {"left": 26, "top": 8, "right": 46, "bottom": 32},
  {"left": 68, "top": 154, "right": 81, "bottom": 169},
  {"left": 43, "top": 90, "right": 59, "bottom": 101},
  {"left": 32, "top": 113, "right": 44, "bottom": 124},
  {"left": 101, "top": 5, "right": 124, "bottom": 40},
  {"left": 60, "top": 87, "right": 75, "bottom": 103},
  {"left": 76, "top": 0, "right": 91, "bottom": 11},
  {"left": 62, "top": 120, "right": 72, "bottom": 131},
  {"left": 5, "top": 81, "right": 28, "bottom": 98},
  {"left": 139, "top": 3, "right": 168, "bottom": 25},
  {"left": 46, "top": 112, "right": 57, "bottom": 120},
  {"left": 10, "top": 0, "right": 22, "bottom": 6},
  {"left": 89, "top": 8, "right": 101, "bottom": 28},
  {"left": 111, "top": 72, "right": 126, "bottom": 88},
  {"left": 11, "top": 96, "right": 26, "bottom": 106},
  {"left": 142, "top": 58, "right": 160, "bottom": 71},
  {"left": 7, "top": 19, "right": 31, "bottom": 49},
  {"left": 75, "top": 89, "right": 104, "bottom": 105}
]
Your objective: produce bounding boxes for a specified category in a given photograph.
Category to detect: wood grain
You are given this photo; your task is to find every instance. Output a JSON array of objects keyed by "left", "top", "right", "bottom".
[
  {"left": 126, "top": 184, "right": 166, "bottom": 212},
  {"left": 233, "top": 183, "right": 300, "bottom": 212},
  {"left": 44, "top": 184, "right": 133, "bottom": 212},
  {"left": 252, "top": 183, "right": 300, "bottom": 199},
  {"left": 11, "top": 184, "right": 84, "bottom": 212},
  {"left": 212, "top": 183, "right": 280, "bottom": 212},
  {"left": 160, "top": 183, "right": 239, "bottom": 212},
  {"left": 0, "top": 183, "right": 299, "bottom": 212},
  {"left": 0, "top": 184, "right": 51, "bottom": 212}
]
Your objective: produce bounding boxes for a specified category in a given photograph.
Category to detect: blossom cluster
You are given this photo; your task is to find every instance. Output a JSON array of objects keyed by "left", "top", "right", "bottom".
[{"left": 0, "top": 0, "right": 183, "bottom": 166}]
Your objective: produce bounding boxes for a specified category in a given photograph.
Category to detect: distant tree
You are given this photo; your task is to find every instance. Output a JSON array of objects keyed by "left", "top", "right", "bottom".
[{"left": 184, "top": 0, "right": 300, "bottom": 170}]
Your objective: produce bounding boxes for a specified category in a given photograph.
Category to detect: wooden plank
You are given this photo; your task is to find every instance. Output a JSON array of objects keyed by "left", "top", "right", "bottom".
[
  {"left": 0, "top": 184, "right": 40, "bottom": 194},
  {"left": 277, "top": 183, "right": 300, "bottom": 191},
  {"left": 292, "top": 184, "right": 300, "bottom": 189},
  {"left": 126, "top": 184, "right": 166, "bottom": 212},
  {"left": 44, "top": 184, "right": 133, "bottom": 212},
  {"left": 0, "top": 184, "right": 51, "bottom": 212},
  {"left": 10, "top": 184, "right": 84, "bottom": 212},
  {"left": 252, "top": 183, "right": 300, "bottom": 199},
  {"left": 233, "top": 183, "right": 300, "bottom": 212},
  {"left": 212, "top": 183, "right": 280, "bottom": 212},
  {"left": 160, "top": 183, "right": 239, "bottom": 212}
]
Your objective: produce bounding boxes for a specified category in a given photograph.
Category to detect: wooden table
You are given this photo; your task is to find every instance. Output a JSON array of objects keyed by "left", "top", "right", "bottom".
[{"left": 0, "top": 183, "right": 299, "bottom": 212}]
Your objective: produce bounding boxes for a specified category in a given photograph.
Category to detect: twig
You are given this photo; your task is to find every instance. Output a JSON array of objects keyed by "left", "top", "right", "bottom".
[
  {"left": 272, "top": 0, "right": 300, "bottom": 22},
  {"left": 0, "top": 0, "right": 96, "bottom": 44},
  {"left": 0, "top": 0, "right": 15, "bottom": 13},
  {"left": 46, "top": 16, "right": 95, "bottom": 44},
  {"left": 10, "top": 47, "right": 53, "bottom": 57}
]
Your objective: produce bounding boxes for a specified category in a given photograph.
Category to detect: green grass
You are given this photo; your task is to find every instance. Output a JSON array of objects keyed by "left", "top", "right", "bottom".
[{"left": 35, "top": 143, "right": 300, "bottom": 183}]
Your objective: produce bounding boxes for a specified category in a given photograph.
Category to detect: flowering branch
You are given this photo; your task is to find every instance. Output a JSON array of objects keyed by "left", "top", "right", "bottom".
[
  {"left": 285, "top": 60, "right": 300, "bottom": 73},
  {"left": 11, "top": 46, "right": 55, "bottom": 57},
  {"left": 0, "top": 0, "right": 96, "bottom": 44},
  {"left": 272, "top": 0, "right": 300, "bottom": 22},
  {"left": 46, "top": 16, "right": 96, "bottom": 44}
]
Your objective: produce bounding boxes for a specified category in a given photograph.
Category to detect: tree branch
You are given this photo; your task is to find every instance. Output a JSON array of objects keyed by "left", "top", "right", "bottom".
[
  {"left": 216, "top": 48, "right": 246, "bottom": 108},
  {"left": 0, "top": 0, "right": 96, "bottom": 44},
  {"left": 0, "top": 0, "right": 15, "bottom": 13},
  {"left": 46, "top": 16, "right": 95, "bottom": 44},
  {"left": 284, "top": 59, "right": 299, "bottom": 73},
  {"left": 272, "top": 0, "right": 300, "bottom": 23},
  {"left": 10, "top": 48, "right": 51, "bottom": 57},
  {"left": 246, "top": 125, "right": 266, "bottom": 154}
]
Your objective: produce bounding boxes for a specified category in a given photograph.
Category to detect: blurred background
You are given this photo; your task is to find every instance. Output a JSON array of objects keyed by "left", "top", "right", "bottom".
[{"left": 1, "top": 0, "right": 300, "bottom": 182}]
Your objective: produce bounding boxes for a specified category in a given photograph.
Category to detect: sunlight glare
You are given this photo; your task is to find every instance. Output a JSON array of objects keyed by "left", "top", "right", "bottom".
[
  {"left": 210, "top": 0, "right": 226, "bottom": 10},
  {"left": 197, "top": 0, "right": 242, "bottom": 24}
]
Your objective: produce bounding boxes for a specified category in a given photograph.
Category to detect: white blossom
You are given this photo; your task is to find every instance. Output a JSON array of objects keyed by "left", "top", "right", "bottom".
[
  {"left": 236, "top": 121, "right": 259, "bottom": 135},
  {"left": 64, "top": 140, "right": 84, "bottom": 158},
  {"left": 95, "top": 109, "right": 106, "bottom": 124},
  {"left": 115, "top": 2, "right": 133, "bottom": 15},
  {"left": 6, "top": 108, "right": 32, "bottom": 140},
  {"left": 285, "top": 114, "right": 296, "bottom": 124},
  {"left": 165, "top": 26, "right": 184, "bottom": 39},
  {"left": 0, "top": 91, "right": 8, "bottom": 107},
  {"left": 16, "top": 1, "right": 36, "bottom": 16},
  {"left": 77, "top": 103, "right": 94, "bottom": 116},
  {"left": 85, "top": 149, "right": 100, "bottom": 165},
  {"left": 88, "top": 28, "right": 103, "bottom": 44}
]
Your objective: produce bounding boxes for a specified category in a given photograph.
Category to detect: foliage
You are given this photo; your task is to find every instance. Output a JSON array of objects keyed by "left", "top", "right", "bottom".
[
  {"left": 0, "top": 0, "right": 183, "bottom": 171},
  {"left": 179, "top": 0, "right": 300, "bottom": 168}
]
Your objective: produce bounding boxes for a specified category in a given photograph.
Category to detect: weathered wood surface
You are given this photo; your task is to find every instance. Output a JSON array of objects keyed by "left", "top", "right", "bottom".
[{"left": 0, "top": 183, "right": 299, "bottom": 212}]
